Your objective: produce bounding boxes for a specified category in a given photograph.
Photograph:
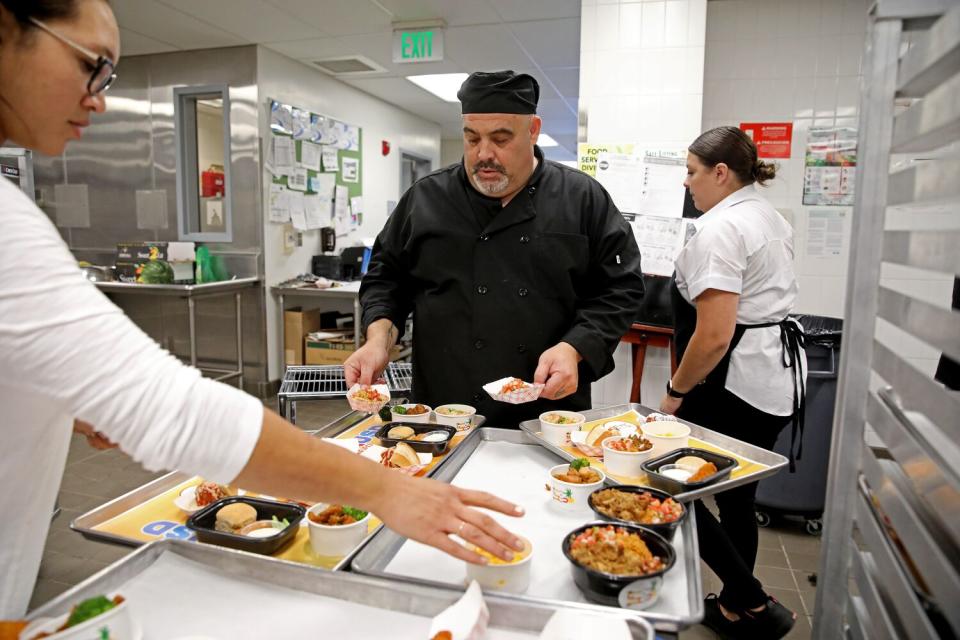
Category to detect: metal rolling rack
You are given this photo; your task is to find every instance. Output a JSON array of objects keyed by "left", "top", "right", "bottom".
[
  {"left": 814, "top": 2, "right": 960, "bottom": 638},
  {"left": 277, "top": 361, "right": 413, "bottom": 422}
]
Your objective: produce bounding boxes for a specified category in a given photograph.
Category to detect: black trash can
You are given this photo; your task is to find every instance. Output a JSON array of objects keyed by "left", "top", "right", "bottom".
[{"left": 755, "top": 315, "right": 842, "bottom": 536}]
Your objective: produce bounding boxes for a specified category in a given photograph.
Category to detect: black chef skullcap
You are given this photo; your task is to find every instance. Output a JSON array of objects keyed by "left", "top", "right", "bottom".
[{"left": 458, "top": 70, "right": 539, "bottom": 115}]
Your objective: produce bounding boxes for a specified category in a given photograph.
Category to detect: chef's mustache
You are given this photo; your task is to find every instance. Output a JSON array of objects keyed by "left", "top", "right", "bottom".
[{"left": 472, "top": 161, "right": 507, "bottom": 175}]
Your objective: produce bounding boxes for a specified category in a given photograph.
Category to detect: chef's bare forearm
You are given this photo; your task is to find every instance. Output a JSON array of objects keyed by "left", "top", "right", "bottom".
[
  {"left": 233, "top": 408, "right": 397, "bottom": 512},
  {"left": 365, "top": 317, "right": 399, "bottom": 351}
]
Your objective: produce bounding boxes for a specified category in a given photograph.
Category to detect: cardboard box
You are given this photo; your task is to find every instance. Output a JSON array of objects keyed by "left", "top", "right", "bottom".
[
  {"left": 305, "top": 336, "right": 401, "bottom": 365},
  {"left": 284, "top": 308, "right": 322, "bottom": 365}
]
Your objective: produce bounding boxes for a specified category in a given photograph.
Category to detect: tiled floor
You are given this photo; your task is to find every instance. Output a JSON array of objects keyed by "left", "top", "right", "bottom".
[{"left": 31, "top": 398, "right": 822, "bottom": 639}]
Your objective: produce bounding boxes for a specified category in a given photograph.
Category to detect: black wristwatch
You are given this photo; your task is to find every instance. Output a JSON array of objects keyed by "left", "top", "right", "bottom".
[{"left": 666, "top": 380, "right": 688, "bottom": 398}]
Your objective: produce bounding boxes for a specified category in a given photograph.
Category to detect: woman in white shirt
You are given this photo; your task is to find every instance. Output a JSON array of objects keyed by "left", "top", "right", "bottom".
[
  {"left": 0, "top": 0, "right": 523, "bottom": 617},
  {"left": 659, "top": 126, "right": 806, "bottom": 639}
]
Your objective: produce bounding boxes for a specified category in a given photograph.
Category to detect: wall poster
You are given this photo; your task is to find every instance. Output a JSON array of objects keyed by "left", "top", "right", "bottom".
[
  {"left": 740, "top": 122, "right": 793, "bottom": 159},
  {"left": 803, "top": 127, "right": 857, "bottom": 206}
]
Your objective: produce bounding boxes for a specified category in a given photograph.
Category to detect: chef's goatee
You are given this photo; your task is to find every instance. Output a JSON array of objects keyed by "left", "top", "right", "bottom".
[{"left": 458, "top": 70, "right": 540, "bottom": 115}]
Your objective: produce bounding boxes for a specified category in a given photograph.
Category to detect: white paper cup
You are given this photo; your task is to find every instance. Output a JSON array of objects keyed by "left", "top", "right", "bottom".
[
  {"left": 306, "top": 503, "right": 371, "bottom": 557},
  {"left": 601, "top": 437, "right": 656, "bottom": 477},
  {"left": 464, "top": 538, "right": 533, "bottom": 594},
  {"left": 433, "top": 404, "right": 477, "bottom": 427},
  {"left": 548, "top": 464, "right": 605, "bottom": 512},
  {"left": 539, "top": 411, "right": 586, "bottom": 446},
  {"left": 389, "top": 403, "right": 433, "bottom": 423},
  {"left": 640, "top": 421, "right": 691, "bottom": 456}
]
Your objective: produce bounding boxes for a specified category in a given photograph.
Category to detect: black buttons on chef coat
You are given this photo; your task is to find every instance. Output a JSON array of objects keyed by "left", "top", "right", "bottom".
[
  {"left": 518, "top": 288, "right": 529, "bottom": 297},
  {"left": 517, "top": 344, "right": 527, "bottom": 353},
  {"left": 477, "top": 285, "right": 488, "bottom": 295},
  {"left": 528, "top": 186, "right": 537, "bottom": 195},
  {"left": 519, "top": 235, "right": 530, "bottom": 244},
  {"left": 479, "top": 234, "right": 490, "bottom": 241},
  {"left": 474, "top": 339, "right": 485, "bottom": 350}
]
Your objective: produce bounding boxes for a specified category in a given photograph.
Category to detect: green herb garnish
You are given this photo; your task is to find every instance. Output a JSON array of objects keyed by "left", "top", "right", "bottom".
[
  {"left": 570, "top": 457, "right": 591, "bottom": 471},
  {"left": 64, "top": 595, "right": 117, "bottom": 628},
  {"left": 393, "top": 406, "right": 407, "bottom": 414},
  {"left": 271, "top": 515, "right": 290, "bottom": 530},
  {"left": 342, "top": 506, "right": 368, "bottom": 521}
]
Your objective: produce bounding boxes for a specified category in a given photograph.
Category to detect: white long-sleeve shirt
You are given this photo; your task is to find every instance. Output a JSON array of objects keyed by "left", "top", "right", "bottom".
[{"left": 0, "top": 177, "right": 263, "bottom": 617}]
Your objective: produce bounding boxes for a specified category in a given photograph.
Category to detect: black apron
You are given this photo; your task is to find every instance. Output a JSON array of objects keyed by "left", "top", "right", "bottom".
[{"left": 671, "top": 280, "right": 807, "bottom": 470}]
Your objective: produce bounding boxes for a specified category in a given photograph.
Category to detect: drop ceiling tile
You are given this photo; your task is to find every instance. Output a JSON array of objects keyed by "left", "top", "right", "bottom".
[
  {"left": 444, "top": 24, "right": 533, "bottom": 70},
  {"left": 544, "top": 67, "right": 580, "bottom": 99},
  {"left": 156, "top": 0, "right": 327, "bottom": 41},
  {"left": 488, "top": 0, "right": 580, "bottom": 23},
  {"left": 376, "top": 0, "right": 501, "bottom": 27},
  {"left": 111, "top": 0, "right": 246, "bottom": 49},
  {"left": 343, "top": 76, "right": 452, "bottom": 105},
  {"left": 263, "top": 0, "right": 393, "bottom": 36},
  {"left": 118, "top": 28, "right": 179, "bottom": 56},
  {"left": 262, "top": 38, "right": 343, "bottom": 61},
  {"left": 507, "top": 18, "right": 580, "bottom": 68}
]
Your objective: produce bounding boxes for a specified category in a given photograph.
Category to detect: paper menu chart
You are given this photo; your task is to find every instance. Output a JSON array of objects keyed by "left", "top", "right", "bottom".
[
  {"left": 624, "top": 213, "right": 692, "bottom": 277},
  {"left": 595, "top": 149, "right": 687, "bottom": 218}
]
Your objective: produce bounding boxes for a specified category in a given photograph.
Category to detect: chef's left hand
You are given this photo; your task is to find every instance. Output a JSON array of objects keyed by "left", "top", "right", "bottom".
[
  {"left": 534, "top": 342, "right": 581, "bottom": 400},
  {"left": 658, "top": 394, "right": 683, "bottom": 415}
]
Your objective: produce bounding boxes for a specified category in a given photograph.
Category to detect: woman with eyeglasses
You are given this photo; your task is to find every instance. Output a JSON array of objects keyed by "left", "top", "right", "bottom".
[{"left": 0, "top": 0, "right": 524, "bottom": 618}]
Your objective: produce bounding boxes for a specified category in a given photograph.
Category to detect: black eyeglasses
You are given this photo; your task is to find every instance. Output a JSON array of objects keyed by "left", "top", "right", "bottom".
[{"left": 29, "top": 17, "right": 117, "bottom": 95}]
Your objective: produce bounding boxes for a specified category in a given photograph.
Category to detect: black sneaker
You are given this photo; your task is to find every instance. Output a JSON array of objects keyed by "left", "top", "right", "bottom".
[
  {"left": 702, "top": 593, "right": 734, "bottom": 635},
  {"left": 722, "top": 596, "right": 796, "bottom": 640}
]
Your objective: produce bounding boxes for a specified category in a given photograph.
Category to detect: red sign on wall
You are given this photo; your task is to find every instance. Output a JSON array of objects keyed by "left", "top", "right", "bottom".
[{"left": 740, "top": 122, "right": 793, "bottom": 159}]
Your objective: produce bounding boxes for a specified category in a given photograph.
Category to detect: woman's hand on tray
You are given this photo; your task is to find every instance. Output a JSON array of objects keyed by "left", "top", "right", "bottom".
[{"left": 372, "top": 474, "right": 527, "bottom": 565}]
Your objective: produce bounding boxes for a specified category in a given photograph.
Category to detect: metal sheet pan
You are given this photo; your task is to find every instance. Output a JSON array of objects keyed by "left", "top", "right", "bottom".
[
  {"left": 71, "top": 409, "right": 485, "bottom": 571},
  {"left": 519, "top": 403, "right": 788, "bottom": 502},
  {"left": 350, "top": 428, "right": 703, "bottom": 633},
  {"left": 28, "top": 539, "right": 654, "bottom": 639}
]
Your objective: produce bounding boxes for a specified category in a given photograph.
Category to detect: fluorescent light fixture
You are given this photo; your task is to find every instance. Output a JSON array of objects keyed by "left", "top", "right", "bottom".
[
  {"left": 538, "top": 133, "right": 559, "bottom": 147},
  {"left": 407, "top": 73, "right": 468, "bottom": 102}
]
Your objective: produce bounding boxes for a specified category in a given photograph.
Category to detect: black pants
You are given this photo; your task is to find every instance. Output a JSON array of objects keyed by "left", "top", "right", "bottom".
[{"left": 677, "top": 383, "right": 792, "bottom": 611}]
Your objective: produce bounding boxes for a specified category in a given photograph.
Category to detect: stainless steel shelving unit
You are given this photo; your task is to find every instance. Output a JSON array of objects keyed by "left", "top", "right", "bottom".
[
  {"left": 277, "top": 361, "right": 413, "bottom": 422},
  {"left": 814, "top": 2, "right": 960, "bottom": 638}
]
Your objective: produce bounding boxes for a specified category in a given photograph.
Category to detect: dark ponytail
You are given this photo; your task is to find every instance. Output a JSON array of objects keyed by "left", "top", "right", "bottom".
[{"left": 689, "top": 125, "right": 778, "bottom": 186}]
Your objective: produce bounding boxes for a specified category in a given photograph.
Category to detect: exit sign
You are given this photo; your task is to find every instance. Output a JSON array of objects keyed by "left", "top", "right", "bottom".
[{"left": 393, "top": 28, "right": 444, "bottom": 63}]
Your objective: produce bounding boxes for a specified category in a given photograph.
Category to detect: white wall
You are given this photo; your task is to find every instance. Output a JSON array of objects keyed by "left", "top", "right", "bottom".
[
  {"left": 701, "top": 0, "right": 953, "bottom": 377},
  {"left": 579, "top": 0, "right": 708, "bottom": 408},
  {"left": 257, "top": 47, "right": 441, "bottom": 379},
  {"left": 441, "top": 138, "right": 463, "bottom": 169}
]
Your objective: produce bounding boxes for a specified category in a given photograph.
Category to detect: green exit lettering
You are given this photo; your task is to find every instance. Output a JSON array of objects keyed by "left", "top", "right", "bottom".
[{"left": 402, "top": 31, "right": 434, "bottom": 59}]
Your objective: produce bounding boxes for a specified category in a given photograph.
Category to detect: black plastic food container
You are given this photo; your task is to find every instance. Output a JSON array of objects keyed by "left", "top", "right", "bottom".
[
  {"left": 587, "top": 485, "right": 687, "bottom": 541},
  {"left": 375, "top": 422, "right": 457, "bottom": 455},
  {"left": 562, "top": 522, "right": 676, "bottom": 607},
  {"left": 187, "top": 496, "right": 304, "bottom": 555},
  {"left": 641, "top": 447, "right": 738, "bottom": 496}
]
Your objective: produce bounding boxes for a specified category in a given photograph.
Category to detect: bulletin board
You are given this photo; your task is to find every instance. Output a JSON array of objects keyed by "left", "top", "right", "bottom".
[{"left": 265, "top": 98, "right": 364, "bottom": 235}]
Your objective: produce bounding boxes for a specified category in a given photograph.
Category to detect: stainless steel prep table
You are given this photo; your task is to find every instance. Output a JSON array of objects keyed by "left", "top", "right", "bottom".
[
  {"left": 96, "top": 277, "right": 260, "bottom": 386},
  {"left": 519, "top": 403, "right": 789, "bottom": 503},
  {"left": 272, "top": 280, "right": 362, "bottom": 367},
  {"left": 351, "top": 428, "right": 704, "bottom": 634},
  {"left": 27, "top": 539, "right": 654, "bottom": 639}
]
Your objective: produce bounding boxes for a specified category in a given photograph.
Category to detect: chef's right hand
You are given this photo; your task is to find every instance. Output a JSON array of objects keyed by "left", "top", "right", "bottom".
[
  {"left": 344, "top": 342, "right": 390, "bottom": 386},
  {"left": 373, "top": 472, "right": 526, "bottom": 564}
]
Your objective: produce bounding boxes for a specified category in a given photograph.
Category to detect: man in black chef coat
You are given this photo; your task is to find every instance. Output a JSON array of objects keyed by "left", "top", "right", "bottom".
[{"left": 345, "top": 70, "right": 644, "bottom": 426}]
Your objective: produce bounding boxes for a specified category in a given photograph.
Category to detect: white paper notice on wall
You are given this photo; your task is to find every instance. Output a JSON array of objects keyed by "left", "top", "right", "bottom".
[
  {"left": 288, "top": 167, "right": 308, "bottom": 191},
  {"left": 303, "top": 194, "right": 324, "bottom": 229},
  {"left": 268, "top": 183, "right": 290, "bottom": 223},
  {"left": 54, "top": 183, "right": 90, "bottom": 228},
  {"left": 806, "top": 209, "right": 847, "bottom": 258},
  {"left": 636, "top": 153, "right": 687, "bottom": 218},
  {"left": 595, "top": 153, "right": 642, "bottom": 213},
  {"left": 334, "top": 185, "right": 350, "bottom": 236},
  {"left": 310, "top": 172, "right": 336, "bottom": 198},
  {"left": 341, "top": 156, "right": 360, "bottom": 183},
  {"left": 300, "top": 141, "right": 321, "bottom": 172},
  {"left": 272, "top": 136, "right": 295, "bottom": 174},
  {"left": 321, "top": 145, "right": 339, "bottom": 172},
  {"left": 135, "top": 189, "right": 168, "bottom": 230},
  {"left": 624, "top": 213, "right": 687, "bottom": 277},
  {"left": 288, "top": 191, "right": 307, "bottom": 230}
]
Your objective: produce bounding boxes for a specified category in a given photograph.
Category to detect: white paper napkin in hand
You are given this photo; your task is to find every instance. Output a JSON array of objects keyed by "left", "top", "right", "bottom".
[{"left": 427, "top": 580, "right": 489, "bottom": 640}]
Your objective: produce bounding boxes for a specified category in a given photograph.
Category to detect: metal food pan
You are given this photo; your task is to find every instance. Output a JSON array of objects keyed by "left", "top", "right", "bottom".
[
  {"left": 350, "top": 428, "right": 703, "bottom": 633},
  {"left": 519, "top": 403, "right": 788, "bottom": 503},
  {"left": 28, "top": 539, "right": 654, "bottom": 639}
]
